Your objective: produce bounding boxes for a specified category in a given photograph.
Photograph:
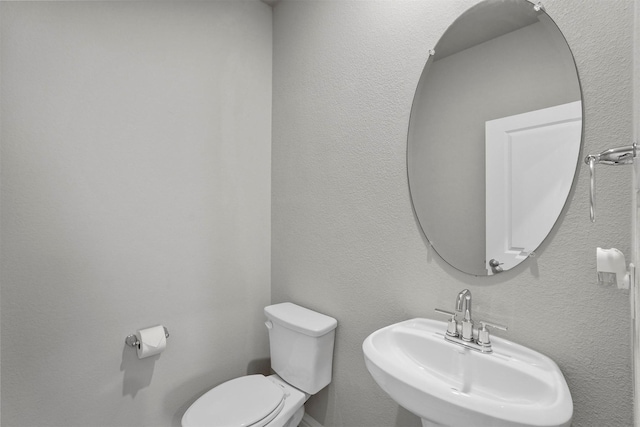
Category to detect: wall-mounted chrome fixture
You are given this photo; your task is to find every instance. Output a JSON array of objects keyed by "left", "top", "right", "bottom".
[
  {"left": 126, "top": 325, "right": 170, "bottom": 359},
  {"left": 125, "top": 326, "right": 169, "bottom": 349},
  {"left": 585, "top": 142, "right": 637, "bottom": 222}
]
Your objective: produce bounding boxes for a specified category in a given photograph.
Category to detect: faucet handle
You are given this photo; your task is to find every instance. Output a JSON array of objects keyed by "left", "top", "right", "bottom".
[
  {"left": 479, "top": 320, "right": 507, "bottom": 331},
  {"left": 434, "top": 308, "right": 459, "bottom": 337},
  {"left": 435, "top": 308, "right": 456, "bottom": 317},
  {"left": 477, "top": 320, "right": 508, "bottom": 347}
]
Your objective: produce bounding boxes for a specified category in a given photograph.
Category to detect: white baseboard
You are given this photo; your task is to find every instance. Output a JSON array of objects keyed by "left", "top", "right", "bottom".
[{"left": 299, "top": 413, "right": 323, "bottom": 427}]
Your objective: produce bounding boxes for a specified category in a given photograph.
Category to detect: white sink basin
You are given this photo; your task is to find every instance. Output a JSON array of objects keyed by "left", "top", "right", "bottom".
[{"left": 362, "top": 318, "right": 572, "bottom": 427}]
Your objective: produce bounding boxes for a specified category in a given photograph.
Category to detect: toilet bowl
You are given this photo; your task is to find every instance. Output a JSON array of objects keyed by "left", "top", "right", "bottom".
[
  {"left": 181, "top": 374, "right": 307, "bottom": 427},
  {"left": 181, "top": 303, "right": 337, "bottom": 427}
]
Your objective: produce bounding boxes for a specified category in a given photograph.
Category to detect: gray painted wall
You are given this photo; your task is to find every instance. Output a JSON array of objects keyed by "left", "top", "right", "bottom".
[
  {"left": 1, "top": 1, "right": 635, "bottom": 426},
  {"left": 1, "top": 2, "right": 272, "bottom": 426},
  {"left": 272, "top": 1, "right": 634, "bottom": 426}
]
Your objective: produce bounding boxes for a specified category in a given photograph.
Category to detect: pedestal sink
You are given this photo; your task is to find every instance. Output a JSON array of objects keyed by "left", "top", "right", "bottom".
[{"left": 362, "top": 318, "right": 572, "bottom": 427}]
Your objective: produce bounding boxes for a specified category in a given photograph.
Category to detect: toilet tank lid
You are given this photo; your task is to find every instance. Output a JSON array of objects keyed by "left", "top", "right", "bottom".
[{"left": 265, "top": 303, "right": 337, "bottom": 337}]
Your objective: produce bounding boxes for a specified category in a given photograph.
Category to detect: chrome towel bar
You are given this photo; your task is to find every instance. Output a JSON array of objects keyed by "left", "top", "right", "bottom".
[{"left": 584, "top": 142, "right": 636, "bottom": 222}]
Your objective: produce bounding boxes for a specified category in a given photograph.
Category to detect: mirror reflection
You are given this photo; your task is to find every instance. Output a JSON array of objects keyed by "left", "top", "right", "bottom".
[{"left": 407, "top": 0, "right": 582, "bottom": 276}]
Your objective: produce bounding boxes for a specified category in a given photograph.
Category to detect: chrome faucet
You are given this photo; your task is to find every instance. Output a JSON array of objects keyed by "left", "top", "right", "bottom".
[
  {"left": 455, "top": 289, "right": 471, "bottom": 313},
  {"left": 455, "top": 289, "right": 473, "bottom": 341},
  {"left": 435, "top": 289, "right": 507, "bottom": 354}
]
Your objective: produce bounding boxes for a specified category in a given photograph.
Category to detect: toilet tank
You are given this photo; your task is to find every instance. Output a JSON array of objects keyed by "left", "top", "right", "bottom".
[{"left": 264, "top": 303, "right": 338, "bottom": 395}]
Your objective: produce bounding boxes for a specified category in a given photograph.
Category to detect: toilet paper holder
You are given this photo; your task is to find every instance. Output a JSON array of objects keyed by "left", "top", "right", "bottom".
[{"left": 125, "top": 327, "right": 170, "bottom": 349}]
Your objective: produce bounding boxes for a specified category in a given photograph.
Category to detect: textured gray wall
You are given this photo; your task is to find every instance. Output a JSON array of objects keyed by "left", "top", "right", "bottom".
[
  {"left": 272, "top": 1, "right": 634, "bottom": 426},
  {"left": 1, "top": 2, "right": 272, "bottom": 426}
]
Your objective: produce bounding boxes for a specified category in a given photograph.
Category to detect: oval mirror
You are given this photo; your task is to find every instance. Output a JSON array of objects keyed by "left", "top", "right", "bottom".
[{"left": 407, "top": 0, "right": 582, "bottom": 276}]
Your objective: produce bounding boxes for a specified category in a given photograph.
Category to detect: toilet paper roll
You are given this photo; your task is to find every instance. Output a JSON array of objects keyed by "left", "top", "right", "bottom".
[{"left": 136, "top": 325, "right": 167, "bottom": 359}]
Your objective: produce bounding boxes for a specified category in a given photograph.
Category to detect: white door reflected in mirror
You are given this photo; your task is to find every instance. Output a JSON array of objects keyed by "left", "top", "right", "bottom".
[{"left": 485, "top": 101, "right": 582, "bottom": 274}]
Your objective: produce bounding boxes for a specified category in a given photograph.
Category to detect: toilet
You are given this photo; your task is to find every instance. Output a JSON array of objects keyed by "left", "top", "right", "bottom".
[{"left": 182, "top": 302, "right": 338, "bottom": 427}]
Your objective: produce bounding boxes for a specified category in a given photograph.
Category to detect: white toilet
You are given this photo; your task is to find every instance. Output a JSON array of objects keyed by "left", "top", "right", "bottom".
[{"left": 182, "top": 302, "right": 338, "bottom": 427}]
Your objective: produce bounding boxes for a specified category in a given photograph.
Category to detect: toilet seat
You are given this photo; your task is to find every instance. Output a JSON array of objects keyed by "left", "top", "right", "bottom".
[{"left": 181, "top": 375, "right": 286, "bottom": 427}]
